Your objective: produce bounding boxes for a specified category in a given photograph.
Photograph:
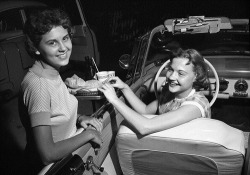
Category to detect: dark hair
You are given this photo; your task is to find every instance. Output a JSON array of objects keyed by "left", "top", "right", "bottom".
[
  {"left": 24, "top": 8, "right": 73, "bottom": 57},
  {"left": 170, "top": 48, "right": 209, "bottom": 90}
]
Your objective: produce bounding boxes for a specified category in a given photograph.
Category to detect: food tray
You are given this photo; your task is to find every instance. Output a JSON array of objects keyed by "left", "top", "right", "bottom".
[{"left": 75, "top": 90, "right": 103, "bottom": 96}]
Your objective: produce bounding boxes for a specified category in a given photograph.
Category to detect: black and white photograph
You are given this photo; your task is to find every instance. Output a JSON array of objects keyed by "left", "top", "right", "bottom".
[{"left": 0, "top": 0, "right": 249, "bottom": 174}]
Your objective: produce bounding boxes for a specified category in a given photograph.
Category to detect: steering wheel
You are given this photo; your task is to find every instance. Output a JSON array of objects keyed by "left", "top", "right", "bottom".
[{"left": 154, "top": 59, "right": 219, "bottom": 107}]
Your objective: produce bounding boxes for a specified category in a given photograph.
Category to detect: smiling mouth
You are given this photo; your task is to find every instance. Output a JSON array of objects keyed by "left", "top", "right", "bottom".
[
  {"left": 57, "top": 52, "right": 67, "bottom": 59},
  {"left": 169, "top": 81, "right": 179, "bottom": 87}
]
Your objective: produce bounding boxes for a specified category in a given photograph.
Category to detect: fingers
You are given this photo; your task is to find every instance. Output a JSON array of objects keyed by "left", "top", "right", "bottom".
[
  {"left": 79, "top": 116, "right": 103, "bottom": 132},
  {"left": 104, "top": 83, "right": 115, "bottom": 89},
  {"left": 91, "top": 129, "right": 103, "bottom": 147},
  {"left": 81, "top": 122, "right": 88, "bottom": 129},
  {"left": 93, "top": 119, "right": 103, "bottom": 132},
  {"left": 98, "top": 83, "right": 114, "bottom": 92},
  {"left": 93, "top": 137, "right": 103, "bottom": 153},
  {"left": 107, "top": 76, "right": 125, "bottom": 89},
  {"left": 88, "top": 118, "right": 103, "bottom": 132},
  {"left": 88, "top": 130, "right": 103, "bottom": 153}
]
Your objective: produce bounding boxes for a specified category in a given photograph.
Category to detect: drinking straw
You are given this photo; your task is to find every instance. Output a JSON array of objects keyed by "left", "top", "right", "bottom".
[{"left": 91, "top": 57, "right": 99, "bottom": 72}]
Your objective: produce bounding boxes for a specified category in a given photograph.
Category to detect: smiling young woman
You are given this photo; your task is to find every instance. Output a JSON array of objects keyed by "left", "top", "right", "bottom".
[
  {"left": 99, "top": 48, "right": 210, "bottom": 135},
  {"left": 36, "top": 26, "right": 72, "bottom": 70},
  {"left": 19, "top": 8, "right": 103, "bottom": 174}
]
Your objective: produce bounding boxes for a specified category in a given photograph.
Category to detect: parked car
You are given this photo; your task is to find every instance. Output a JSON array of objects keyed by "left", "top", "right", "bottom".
[
  {"left": 121, "top": 16, "right": 250, "bottom": 131},
  {"left": 1, "top": 1, "right": 249, "bottom": 174},
  {"left": 115, "top": 16, "right": 250, "bottom": 175},
  {"left": 38, "top": 16, "right": 249, "bottom": 175}
]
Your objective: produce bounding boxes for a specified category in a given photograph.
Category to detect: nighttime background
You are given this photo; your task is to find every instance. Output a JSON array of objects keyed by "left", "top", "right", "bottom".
[
  {"left": 0, "top": 1, "right": 249, "bottom": 174},
  {"left": 81, "top": 0, "right": 249, "bottom": 78},
  {"left": 40, "top": 0, "right": 249, "bottom": 79}
]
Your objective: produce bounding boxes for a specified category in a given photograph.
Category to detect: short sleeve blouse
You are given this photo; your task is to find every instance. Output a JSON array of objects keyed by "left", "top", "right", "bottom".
[
  {"left": 20, "top": 61, "right": 78, "bottom": 142},
  {"left": 159, "top": 89, "right": 211, "bottom": 118}
]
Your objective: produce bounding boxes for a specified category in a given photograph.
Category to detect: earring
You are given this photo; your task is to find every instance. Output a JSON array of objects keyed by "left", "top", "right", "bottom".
[{"left": 35, "top": 51, "right": 40, "bottom": 55}]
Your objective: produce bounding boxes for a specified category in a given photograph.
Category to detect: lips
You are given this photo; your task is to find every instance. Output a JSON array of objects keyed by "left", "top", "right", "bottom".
[
  {"left": 57, "top": 52, "right": 67, "bottom": 59},
  {"left": 168, "top": 81, "right": 179, "bottom": 87}
]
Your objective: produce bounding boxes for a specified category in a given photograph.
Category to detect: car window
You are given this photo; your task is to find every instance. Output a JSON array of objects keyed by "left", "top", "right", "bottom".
[
  {"left": 41, "top": 0, "right": 83, "bottom": 26},
  {"left": 0, "top": 9, "right": 23, "bottom": 33},
  {"left": 24, "top": 6, "right": 47, "bottom": 22}
]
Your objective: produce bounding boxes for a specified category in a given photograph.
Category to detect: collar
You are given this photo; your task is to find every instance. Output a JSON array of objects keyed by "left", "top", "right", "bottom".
[
  {"left": 175, "top": 89, "right": 196, "bottom": 101},
  {"left": 29, "top": 61, "right": 60, "bottom": 80}
]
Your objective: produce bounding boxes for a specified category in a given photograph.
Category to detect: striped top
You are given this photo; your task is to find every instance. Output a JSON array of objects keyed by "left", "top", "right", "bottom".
[
  {"left": 159, "top": 89, "right": 211, "bottom": 118},
  {"left": 20, "top": 61, "right": 78, "bottom": 142}
]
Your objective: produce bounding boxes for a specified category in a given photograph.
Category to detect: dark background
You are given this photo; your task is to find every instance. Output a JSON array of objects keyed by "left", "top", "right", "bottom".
[
  {"left": 42, "top": 0, "right": 249, "bottom": 78},
  {"left": 81, "top": 0, "right": 249, "bottom": 78}
]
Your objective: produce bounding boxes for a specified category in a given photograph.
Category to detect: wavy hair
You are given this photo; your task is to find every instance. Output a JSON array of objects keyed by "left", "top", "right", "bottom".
[
  {"left": 170, "top": 48, "right": 209, "bottom": 90},
  {"left": 24, "top": 8, "right": 74, "bottom": 57}
]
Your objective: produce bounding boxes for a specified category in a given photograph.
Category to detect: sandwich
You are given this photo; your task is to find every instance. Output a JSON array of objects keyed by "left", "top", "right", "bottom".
[{"left": 65, "top": 74, "right": 102, "bottom": 91}]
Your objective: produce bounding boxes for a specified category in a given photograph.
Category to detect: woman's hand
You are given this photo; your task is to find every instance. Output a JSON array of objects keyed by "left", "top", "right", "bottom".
[
  {"left": 83, "top": 128, "right": 103, "bottom": 152},
  {"left": 98, "top": 83, "right": 119, "bottom": 103},
  {"left": 107, "top": 76, "right": 127, "bottom": 90},
  {"left": 78, "top": 115, "right": 103, "bottom": 132}
]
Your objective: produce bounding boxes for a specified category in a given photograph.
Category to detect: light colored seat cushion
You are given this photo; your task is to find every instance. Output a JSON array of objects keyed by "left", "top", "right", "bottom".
[{"left": 116, "top": 117, "right": 245, "bottom": 175}]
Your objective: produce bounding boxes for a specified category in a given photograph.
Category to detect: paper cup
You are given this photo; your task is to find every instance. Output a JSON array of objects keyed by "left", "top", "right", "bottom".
[
  {"left": 108, "top": 71, "right": 115, "bottom": 77},
  {"left": 96, "top": 71, "right": 109, "bottom": 82}
]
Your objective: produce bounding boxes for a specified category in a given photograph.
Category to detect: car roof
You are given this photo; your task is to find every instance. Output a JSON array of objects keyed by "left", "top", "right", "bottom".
[{"left": 0, "top": 1, "right": 46, "bottom": 12}]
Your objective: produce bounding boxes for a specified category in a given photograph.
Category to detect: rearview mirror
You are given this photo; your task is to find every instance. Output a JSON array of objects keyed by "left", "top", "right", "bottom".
[{"left": 119, "top": 54, "right": 131, "bottom": 69}]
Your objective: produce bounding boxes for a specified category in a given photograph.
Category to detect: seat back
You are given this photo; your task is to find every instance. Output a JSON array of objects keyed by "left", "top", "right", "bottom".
[
  {"left": 0, "top": 37, "right": 34, "bottom": 173},
  {"left": 116, "top": 117, "right": 245, "bottom": 175},
  {"left": 0, "top": 38, "right": 34, "bottom": 101}
]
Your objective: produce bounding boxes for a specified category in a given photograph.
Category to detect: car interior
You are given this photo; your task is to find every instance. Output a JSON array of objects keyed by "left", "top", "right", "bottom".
[
  {"left": 115, "top": 58, "right": 247, "bottom": 175},
  {"left": 0, "top": 1, "right": 249, "bottom": 175},
  {"left": 114, "top": 17, "right": 249, "bottom": 175}
]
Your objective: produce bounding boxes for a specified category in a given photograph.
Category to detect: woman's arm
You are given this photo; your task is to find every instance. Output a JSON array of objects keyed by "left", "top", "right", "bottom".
[
  {"left": 121, "top": 84, "right": 157, "bottom": 114},
  {"left": 99, "top": 83, "right": 201, "bottom": 135},
  {"left": 110, "top": 97, "right": 200, "bottom": 135},
  {"left": 108, "top": 77, "right": 157, "bottom": 114},
  {"left": 32, "top": 122, "right": 102, "bottom": 165}
]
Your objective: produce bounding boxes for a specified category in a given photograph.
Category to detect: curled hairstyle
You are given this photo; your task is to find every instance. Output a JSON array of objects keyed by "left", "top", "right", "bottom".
[
  {"left": 24, "top": 8, "right": 73, "bottom": 57},
  {"left": 170, "top": 48, "right": 209, "bottom": 90}
]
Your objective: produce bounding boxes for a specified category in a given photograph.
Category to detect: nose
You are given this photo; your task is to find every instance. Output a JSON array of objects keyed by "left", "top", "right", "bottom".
[
  {"left": 58, "top": 42, "right": 67, "bottom": 51},
  {"left": 168, "top": 71, "right": 177, "bottom": 80}
]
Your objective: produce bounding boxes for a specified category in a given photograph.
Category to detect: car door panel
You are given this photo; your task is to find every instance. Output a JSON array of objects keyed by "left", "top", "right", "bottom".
[{"left": 39, "top": 100, "right": 124, "bottom": 174}]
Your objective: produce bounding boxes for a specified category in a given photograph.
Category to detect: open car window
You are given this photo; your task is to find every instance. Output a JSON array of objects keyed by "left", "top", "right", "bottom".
[{"left": 0, "top": 9, "right": 23, "bottom": 33}]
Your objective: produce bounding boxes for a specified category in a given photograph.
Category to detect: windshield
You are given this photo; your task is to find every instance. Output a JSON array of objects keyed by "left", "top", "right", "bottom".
[
  {"left": 142, "top": 23, "right": 250, "bottom": 80},
  {"left": 145, "top": 25, "right": 249, "bottom": 66}
]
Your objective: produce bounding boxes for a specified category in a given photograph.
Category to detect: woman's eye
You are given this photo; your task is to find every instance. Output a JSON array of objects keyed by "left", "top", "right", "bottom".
[
  {"left": 63, "top": 35, "right": 69, "bottom": 41},
  {"left": 167, "top": 69, "right": 173, "bottom": 73},
  {"left": 178, "top": 72, "right": 186, "bottom": 76},
  {"left": 48, "top": 41, "right": 56, "bottom": 46}
]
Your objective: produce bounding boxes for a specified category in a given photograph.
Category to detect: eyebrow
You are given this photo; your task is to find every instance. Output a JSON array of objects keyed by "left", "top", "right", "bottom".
[
  {"left": 45, "top": 33, "right": 70, "bottom": 43},
  {"left": 169, "top": 65, "right": 188, "bottom": 73},
  {"left": 178, "top": 69, "right": 188, "bottom": 74}
]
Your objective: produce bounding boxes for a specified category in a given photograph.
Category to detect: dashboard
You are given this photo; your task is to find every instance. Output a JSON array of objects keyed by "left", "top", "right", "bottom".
[
  {"left": 205, "top": 55, "right": 250, "bottom": 99},
  {"left": 203, "top": 78, "right": 249, "bottom": 99},
  {"left": 144, "top": 55, "right": 250, "bottom": 100}
]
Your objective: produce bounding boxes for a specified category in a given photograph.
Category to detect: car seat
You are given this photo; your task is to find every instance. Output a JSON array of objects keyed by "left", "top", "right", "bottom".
[{"left": 116, "top": 117, "right": 245, "bottom": 175}]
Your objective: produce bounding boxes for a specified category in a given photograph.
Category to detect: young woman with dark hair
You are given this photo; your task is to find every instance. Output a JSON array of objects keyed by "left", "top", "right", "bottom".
[{"left": 19, "top": 8, "right": 102, "bottom": 174}]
